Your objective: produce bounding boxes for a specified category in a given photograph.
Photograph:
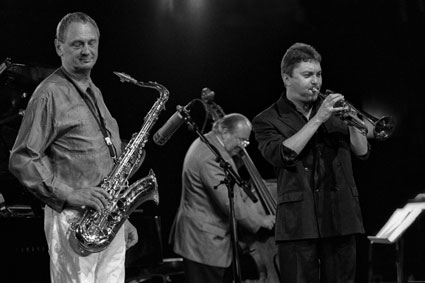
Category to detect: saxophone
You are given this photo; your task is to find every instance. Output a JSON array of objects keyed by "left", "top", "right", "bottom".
[{"left": 70, "top": 72, "right": 169, "bottom": 255}]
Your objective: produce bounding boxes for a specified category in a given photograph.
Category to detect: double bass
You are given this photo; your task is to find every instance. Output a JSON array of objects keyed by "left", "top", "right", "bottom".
[{"left": 201, "top": 88, "right": 280, "bottom": 283}]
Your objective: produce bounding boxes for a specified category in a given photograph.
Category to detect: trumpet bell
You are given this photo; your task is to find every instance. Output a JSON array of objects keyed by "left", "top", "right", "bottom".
[{"left": 373, "top": 116, "right": 395, "bottom": 141}]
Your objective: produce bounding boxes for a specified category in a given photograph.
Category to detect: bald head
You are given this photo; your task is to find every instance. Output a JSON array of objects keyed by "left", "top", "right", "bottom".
[
  {"left": 213, "top": 113, "right": 252, "bottom": 135},
  {"left": 213, "top": 113, "right": 251, "bottom": 156}
]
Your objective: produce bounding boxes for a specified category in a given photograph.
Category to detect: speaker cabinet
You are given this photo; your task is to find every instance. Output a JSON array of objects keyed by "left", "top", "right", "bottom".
[{"left": 0, "top": 216, "right": 50, "bottom": 283}]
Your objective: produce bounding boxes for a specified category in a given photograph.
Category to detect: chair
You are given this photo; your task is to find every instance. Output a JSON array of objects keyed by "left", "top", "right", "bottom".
[{"left": 125, "top": 212, "right": 184, "bottom": 283}]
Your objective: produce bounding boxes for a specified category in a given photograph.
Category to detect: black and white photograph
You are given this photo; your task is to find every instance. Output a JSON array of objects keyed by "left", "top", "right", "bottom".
[{"left": 0, "top": 1, "right": 424, "bottom": 282}]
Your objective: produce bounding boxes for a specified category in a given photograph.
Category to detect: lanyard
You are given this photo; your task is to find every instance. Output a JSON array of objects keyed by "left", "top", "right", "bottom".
[{"left": 60, "top": 68, "right": 117, "bottom": 162}]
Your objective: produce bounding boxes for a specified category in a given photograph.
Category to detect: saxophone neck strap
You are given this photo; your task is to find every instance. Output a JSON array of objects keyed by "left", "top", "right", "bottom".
[{"left": 60, "top": 67, "right": 117, "bottom": 162}]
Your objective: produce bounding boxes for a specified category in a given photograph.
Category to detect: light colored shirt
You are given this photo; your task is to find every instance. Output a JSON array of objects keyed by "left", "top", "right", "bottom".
[{"left": 9, "top": 68, "right": 121, "bottom": 212}]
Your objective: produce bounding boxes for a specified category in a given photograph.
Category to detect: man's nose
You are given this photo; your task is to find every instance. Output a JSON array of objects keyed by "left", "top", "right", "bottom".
[{"left": 81, "top": 44, "right": 90, "bottom": 54}]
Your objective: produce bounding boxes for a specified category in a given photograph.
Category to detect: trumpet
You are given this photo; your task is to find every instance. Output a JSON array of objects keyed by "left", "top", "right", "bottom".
[{"left": 313, "top": 89, "right": 395, "bottom": 141}]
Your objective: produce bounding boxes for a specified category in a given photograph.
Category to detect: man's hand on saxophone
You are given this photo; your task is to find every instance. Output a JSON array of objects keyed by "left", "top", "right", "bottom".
[{"left": 65, "top": 187, "right": 112, "bottom": 212}]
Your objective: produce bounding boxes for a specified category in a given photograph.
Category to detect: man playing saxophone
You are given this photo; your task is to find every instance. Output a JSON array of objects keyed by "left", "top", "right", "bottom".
[
  {"left": 252, "top": 42, "right": 369, "bottom": 283},
  {"left": 9, "top": 12, "right": 137, "bottom": 283}
]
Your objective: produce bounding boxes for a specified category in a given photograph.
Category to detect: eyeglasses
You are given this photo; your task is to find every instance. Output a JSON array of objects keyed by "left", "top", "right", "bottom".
[{"left": 236, "top": 137, "right": 250, "bottom": 148}]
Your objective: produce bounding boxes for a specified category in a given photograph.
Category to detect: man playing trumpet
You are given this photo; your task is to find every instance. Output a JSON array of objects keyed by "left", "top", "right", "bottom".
[{"left": 252, "top": 42, "right": 369, "bottom": 283}]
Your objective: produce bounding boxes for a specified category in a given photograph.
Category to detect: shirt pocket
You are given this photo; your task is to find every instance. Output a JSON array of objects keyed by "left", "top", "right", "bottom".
[{"left": 278, "top": 191, "right": 304, "bottom": 204}]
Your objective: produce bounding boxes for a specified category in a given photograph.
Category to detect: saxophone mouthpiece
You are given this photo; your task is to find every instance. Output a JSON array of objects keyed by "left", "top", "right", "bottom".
[{"left": 113, "top": 71, "right": 138, "bottom": 85}]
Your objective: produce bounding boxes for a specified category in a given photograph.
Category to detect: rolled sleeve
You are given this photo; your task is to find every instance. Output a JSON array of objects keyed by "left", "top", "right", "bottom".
[
  {"left": 280, "top": 144, "right": 298, "bottom": 166},
  {"left": 354, "top": 142, "right": 371, "bottom": 160},
  {"left": 253, "top": 114, "right": 297, "bottom": 168}
]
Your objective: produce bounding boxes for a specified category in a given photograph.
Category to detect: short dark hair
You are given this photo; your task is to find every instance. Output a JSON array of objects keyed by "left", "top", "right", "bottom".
[
  {"left": 56, "top": 12, "right": 100, "bottom": 43},
  {"left": 213, "top": 113, "right": 251, "bottom": 134},
  {"left": 280, "top": 42, "right": 321, "bottom": 77}
]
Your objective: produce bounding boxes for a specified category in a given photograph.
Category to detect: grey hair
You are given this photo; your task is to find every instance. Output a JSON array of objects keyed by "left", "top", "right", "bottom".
[{"left": 56, "top": 12, "right": 100, "bottom": 42}]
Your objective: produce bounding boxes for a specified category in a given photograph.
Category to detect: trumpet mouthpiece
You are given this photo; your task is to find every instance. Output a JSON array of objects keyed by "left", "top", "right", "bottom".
[{"left": 311, "top": 88, "right": 321, "bottom": 95}]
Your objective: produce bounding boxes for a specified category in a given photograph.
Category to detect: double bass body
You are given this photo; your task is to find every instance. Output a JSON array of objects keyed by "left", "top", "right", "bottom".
[{"left": 238, "top": 148, "right": 280, "bottom": 283}]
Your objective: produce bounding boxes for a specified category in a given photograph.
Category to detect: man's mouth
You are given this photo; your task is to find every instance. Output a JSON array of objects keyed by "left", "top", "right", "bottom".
[
  {"left": 310, "top": 87, "right": 320, "bottom": 94},
  {"left": 80, "top": 58, "right": 91, "bottom": 63}
]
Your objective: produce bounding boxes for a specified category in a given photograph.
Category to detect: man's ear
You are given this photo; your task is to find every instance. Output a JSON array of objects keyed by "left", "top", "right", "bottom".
[
  {"left": 282, "top": 73, "right": 290, "bottom": 87},
  {"left": 54, "top": 39, "right": 62, "bottom": 57},
  {"left": 219, "top": 128, "right": 228, "bottom": 140}
]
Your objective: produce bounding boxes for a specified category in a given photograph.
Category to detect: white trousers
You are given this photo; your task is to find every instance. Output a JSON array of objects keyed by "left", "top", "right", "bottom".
[{"left": 44, "top": 206, "right": 126, "bottom": 283}]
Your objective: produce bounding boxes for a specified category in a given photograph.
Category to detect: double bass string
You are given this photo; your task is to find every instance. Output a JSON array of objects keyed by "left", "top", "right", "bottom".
[{"left": 239, "top": 147, "right": 276, "bottom": 216}]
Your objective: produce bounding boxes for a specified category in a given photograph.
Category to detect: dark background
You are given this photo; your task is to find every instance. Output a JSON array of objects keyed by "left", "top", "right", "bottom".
[{"left": 1, "top": 0, "right": 424, "bottom": 282}]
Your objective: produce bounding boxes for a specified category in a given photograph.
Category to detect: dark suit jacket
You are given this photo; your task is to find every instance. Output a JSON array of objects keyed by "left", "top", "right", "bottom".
[{"left": 252, "top": 95, "right": 367, "bottom": 241}]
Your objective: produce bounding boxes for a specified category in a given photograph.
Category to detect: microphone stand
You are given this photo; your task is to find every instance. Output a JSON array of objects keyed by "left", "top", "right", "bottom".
[{"left": 178, "top": 106, "right": 257, "bottom": 283}]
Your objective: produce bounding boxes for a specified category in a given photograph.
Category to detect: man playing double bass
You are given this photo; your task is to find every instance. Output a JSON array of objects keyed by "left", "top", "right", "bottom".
[{"left": 171, "top": 113, "right": 275, "bottom": 283}]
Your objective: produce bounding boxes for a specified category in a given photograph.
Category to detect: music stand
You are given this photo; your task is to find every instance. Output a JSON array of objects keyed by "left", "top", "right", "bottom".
[{"left": 368, "top": 202, "right": 425, "bottom": 283}]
